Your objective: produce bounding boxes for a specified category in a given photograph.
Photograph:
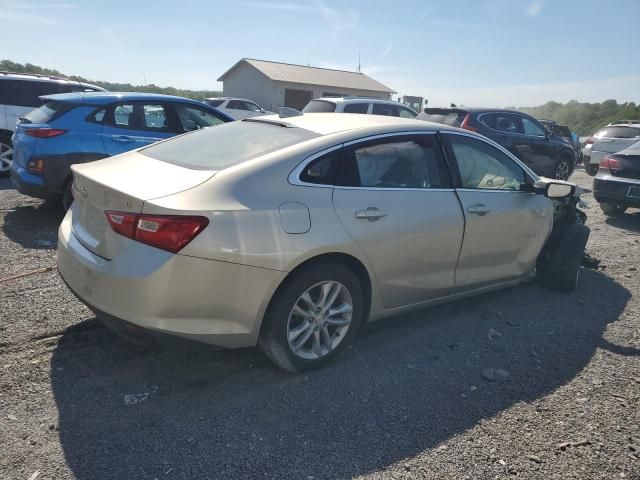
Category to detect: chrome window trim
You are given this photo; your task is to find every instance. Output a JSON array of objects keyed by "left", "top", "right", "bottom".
[
  {"left": 288, "top": 130, "right": 452, "bottom": 191},
  {"left": 477, "top": 111, "right": 547, "bottom": 139}
]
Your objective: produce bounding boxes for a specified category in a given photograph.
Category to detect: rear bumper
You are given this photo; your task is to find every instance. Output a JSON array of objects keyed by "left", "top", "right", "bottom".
[
  {"left": 10, "top": 163, "right": 50, "bottom": 199},
  {"left": 593, "top": 175, "right": 640, "bottom": 208},
  {"left": 57, "top": 209, "right": 287, "bottom": 348}
]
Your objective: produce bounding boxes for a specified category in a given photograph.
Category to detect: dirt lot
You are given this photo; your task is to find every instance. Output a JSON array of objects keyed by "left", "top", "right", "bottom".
[{"left": 0, "top": 168, "right": 638, "bottom": 480}]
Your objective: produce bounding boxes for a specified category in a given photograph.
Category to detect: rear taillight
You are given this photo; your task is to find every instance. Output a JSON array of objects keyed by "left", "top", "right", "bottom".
[
  {"left": 27, "top": 158, "right": 45, "bottom": 175},
  {"left": 105, "top": 211, "right": 209, "bottom": 253},
  {"left": 460, "top": 113, "right": 479, "bottom": 133},
  {"left": 25, "top": 128, "right": 67, "bottom": 138},
  {"left": 586, "top": 137, "right": 594, "bottom": 145},
  {"left": 600, "top": 155, "right": 622, "bottom": 172}
]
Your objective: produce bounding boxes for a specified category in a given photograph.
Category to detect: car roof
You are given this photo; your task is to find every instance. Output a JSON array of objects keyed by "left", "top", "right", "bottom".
[
  {"left": 205, "top": 97, "right": 254, "bottom": 102},
  {"left": 255, "top": 112, "right": 457, "bottom": 136},
  {"left": 39, "top": 91, "right": 208, "bottom": 105},
  {"left": 606, "top": 122, "right": 640, "bottom": 127},
  {"left": 423, "top": 106, "right": 526, "bottom": 115},
  {"left": 0, "top": 71, "right": 104, "bottom": 90},
  {"left": 312, "top": 97, "right": 404, "bottom": 105}
]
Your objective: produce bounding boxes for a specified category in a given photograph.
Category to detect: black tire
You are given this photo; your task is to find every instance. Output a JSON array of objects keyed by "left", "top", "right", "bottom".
[
  {"left": 600, "top": 203, "right": 627, "bottom": 217},
  {"left": 554, "top": 155, "right": 574, "bottom": 180},
  {"left": 584, "top": 162, "right": 598, "bottom": 176},
  {"left": 536, "top": 223, "right": 590, "bottom": 292},
  {"left": 0, "top": 134, "right": 12, "bottom": 177},
  {"left": 259, "top": 262, "right": 364, "bottom": 372},
  {"left": 62, "top": 178, "right": 74, "bottom": 211}
]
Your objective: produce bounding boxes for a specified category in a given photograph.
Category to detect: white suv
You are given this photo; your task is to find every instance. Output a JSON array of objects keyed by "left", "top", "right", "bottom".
[
  {"left": 302, "top": 97, "right": 418, "bottom": 118},
  {"left": 585, "top": 121, "right": 640, "bottom": 176},
  {"left": 203, "top": 97, "right": 272, "bottom": 120},
  {"left": 0, "top": 72, "right": 104, "bottom": 174}
]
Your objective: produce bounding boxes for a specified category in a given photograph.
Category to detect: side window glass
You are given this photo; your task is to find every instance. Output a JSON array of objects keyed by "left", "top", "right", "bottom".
[
  {"left": 175, "top": 104, "right": 226, "bottom": 132},
  {"left": 448, "top": 135, "right": 525, "bottom": 191},
  {"left": 494, "top": 114, "right": 521, "bottom": 134},
  {"left": 227, "top": 100, "right": 247, "bottom": 110},
  {"left": 521, "top": 117, "right": 546, "bottom": 137},
  {"left": 343, "top": 103, "right": 368, "bottom": 114},
  {"left": 372, "top": 103, "right": 399, "bottom": 117},
  {"left": 299, "top": 150, "right": 339, "bottom": 185},
  {"left": 143, "top": 104, "right": 169, "bottom": 131},
  {"left": 337, "top": 136, "right": 446, "bottom": 189},
  {"left": 398, "top": 107, "right": 416, "bottom": 118},
  {"left": 245, "top": 102, "right": 262, "bottom": 112},
  {"left": 114, "top": 104, "right": 134, "bottom": 127},
  {"left": 91, "top": 108, "right": 106, "bottom": 123}
]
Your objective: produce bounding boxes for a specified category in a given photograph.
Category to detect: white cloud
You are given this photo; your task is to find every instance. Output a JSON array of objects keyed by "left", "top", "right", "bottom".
[
  {"left": 427, "top": 19, "right": 494, "bottom": 29},
  {"left": 242, "top": 1, "right": 358, "bottom": 32},
  {"left": 380, "top": 42, "right": 393, "bottom": 59},
  {"left": 0, "top": 11, "right": 60, "bottom": 25},
  {"left": 525, "top": 0, "right": 545, "bottom": 17}
]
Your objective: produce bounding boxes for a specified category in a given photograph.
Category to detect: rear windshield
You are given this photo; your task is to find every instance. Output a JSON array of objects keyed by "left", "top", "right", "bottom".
[
  {"left": 141, "top": 120, "right": 318, "bottom": 170},
  {"left": 205, "top": 99, "right": 223, "bottom": 108},
  {"left": 302, "top": 100, "right": 336, "bottom": 113},
  {"left": 417, "top": 109, "right": 467, "bottom": 127},
  {"left": 22, "top": 102, "right": 69, "bottom": 124},
  {"left": 596, "top": 126, "right": 640, "bottom": 139}
]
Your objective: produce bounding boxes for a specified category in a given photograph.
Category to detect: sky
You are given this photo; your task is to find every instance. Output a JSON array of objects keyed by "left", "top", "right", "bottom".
[{"left": 1, "top": 0, "right": 639, "bottom": 107}]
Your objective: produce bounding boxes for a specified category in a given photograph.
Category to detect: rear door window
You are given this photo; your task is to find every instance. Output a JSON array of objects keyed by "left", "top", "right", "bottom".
[
  {"left": 343, "top": 103, "right": 369, "bottom": 114},
  {"left": 481, "top": 113, "right": 523, "bottom": 134},
  {"left": 113, "top": 104, "right": 134, "bottom": 127},
  {"left": 336, "top": 135, "right": 448, "bottom": 188},
  {"left": 205, "top": 99, "right": 224, "bottom": 108},
  {"left": 596, "top": 126, "right": 640, "bottom": 138},
  {"left": 142, "top": 104, "right": 170, "bottom": 131}
]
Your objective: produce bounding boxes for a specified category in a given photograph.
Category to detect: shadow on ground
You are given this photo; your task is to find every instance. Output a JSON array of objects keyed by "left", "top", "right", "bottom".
[
  {"left": 605, "top": 210, "right": 640, "bottom": 233},
  {"left": 2, "top": 202, "right": 64, "bottom": 250},
  {"left": 51, "top": 269, "right": 629, "bottom": 479}
]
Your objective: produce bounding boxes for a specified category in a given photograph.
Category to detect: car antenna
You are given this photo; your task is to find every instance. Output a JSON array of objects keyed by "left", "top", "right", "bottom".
[{"left": 279, "top": 107, "right": 303, "bottom": 118}]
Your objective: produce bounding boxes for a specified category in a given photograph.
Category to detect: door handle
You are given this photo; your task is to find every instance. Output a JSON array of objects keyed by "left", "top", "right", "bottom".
[
  {"left": 355, "top": 207, "right": 387, "bottom": 221},
  {"left": 467, "top": 203, "right": 491, "bottom": 216},
  {"left": 111, "top": 135, "right": 133, "bottom": 143}
]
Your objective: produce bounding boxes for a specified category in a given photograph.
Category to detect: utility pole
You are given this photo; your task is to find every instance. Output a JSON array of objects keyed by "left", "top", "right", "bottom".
[{"left": 357, "top": 51, "right": 361, "bottom": 72}]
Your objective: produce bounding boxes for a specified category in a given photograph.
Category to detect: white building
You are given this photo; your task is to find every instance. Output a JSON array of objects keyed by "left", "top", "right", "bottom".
[{"left": 218, "top": 58, "right": 396, "bottom": 111}]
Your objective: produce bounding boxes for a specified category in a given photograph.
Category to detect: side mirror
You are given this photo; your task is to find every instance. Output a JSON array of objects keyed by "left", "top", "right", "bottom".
[
  {"left": 545, "top": 182, "right": 574, "bottom": 199},
  {"left": 260, "top": 108, "right": 266, "bottom": 113}
]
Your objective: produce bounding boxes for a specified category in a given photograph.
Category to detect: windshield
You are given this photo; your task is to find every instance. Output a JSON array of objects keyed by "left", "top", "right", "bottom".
[
  {"left": 596, "top": 126, "right": 640, "bottom": 139},
  {"left": 417, "top": 110, "right": 467, "bottom": 127},
  {"left": 22, "top": 101, "right": 68, "bottom": 124},
  {"left": 141, "top": 120, "right": 318, "bottom": 170}
]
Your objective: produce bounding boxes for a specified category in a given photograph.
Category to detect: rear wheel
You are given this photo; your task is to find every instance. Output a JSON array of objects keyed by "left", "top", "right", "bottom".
[
  {"left": 536, "top": 223, "right": 590, "bottom": 292},
  {"left": 0, "top": 135, "right": 12, "bottom": 177},
  {"left": 259, "top": 263, "right": 364, "bottom": 372},
  {"left": 600, "top": 203, "right": 627, "bottom": 217},
  {"left": 584, "top": 162, "right": 598, "bottom": 176}
]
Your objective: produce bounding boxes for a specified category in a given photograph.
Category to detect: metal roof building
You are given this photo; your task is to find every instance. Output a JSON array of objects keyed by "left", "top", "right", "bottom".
[{"left": 218, "top": 58, "right": 396, "bottom": 111}]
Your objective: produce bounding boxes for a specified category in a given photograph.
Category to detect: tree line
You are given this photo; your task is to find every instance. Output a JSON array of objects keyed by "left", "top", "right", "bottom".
[
  {"left": 516, "top": 99, "right": 640, "bottom": 136},
  {"left": 3, "top": 59, "right": 638, "bottom": 135},
  {"left": 1, "top": 59, "right": 222, "bottom": 100}
]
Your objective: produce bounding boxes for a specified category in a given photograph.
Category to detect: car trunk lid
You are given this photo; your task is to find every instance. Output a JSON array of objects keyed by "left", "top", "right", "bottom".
[{"left": 70, "top": 151, "right": 215, "bottom": 259}]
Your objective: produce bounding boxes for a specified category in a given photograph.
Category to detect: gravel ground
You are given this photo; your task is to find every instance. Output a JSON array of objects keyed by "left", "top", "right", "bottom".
[{"left": 0, "top": 168, "right": 638, "bottom": 480}]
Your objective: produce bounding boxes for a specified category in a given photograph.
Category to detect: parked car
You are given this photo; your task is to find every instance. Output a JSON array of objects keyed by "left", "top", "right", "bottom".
[
  {"left": 593, "top": 139, "right": 640, "bottom": 216},
  {"left": 203, "top": 97, "right": 272, "bottom": 119},
  {"left": 0, "top": 71, "right": 105, "bottom": 175},
  {"left": 583, "top": 122, "right": 640, "bottom": 176},
  {"left": 57, "top": 113, "right": 588, "bottom": 372},
  {"left": 539, "top": 119, "right": 582, "bottom": 163},
  {"left": 302, "top": 96, "right": 417, "bottom": 118},
  {"left": 417, "top": 108, "right": 577, "bottom": 180},
  {"left": 10, "top": 92, "right": 232, "bottom": 209}
]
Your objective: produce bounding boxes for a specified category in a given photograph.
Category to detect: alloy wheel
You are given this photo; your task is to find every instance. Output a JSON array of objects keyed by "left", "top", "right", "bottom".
[
  {"left": 0, "top": 142, "right": 12, "bottom": 173},
  {"left": 286, "top": 280, "right": 353, "bottom": 360},
  {"left": 555, "top": 161, "right": 570, "bottom": 180}
]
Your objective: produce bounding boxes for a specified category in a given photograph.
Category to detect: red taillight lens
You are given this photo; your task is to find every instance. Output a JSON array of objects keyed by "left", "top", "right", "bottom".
[
  {"left": 586, "top": 137, "right": 594, "bottom": 145},
  {"left": 25, "top": 128, "right": 67, "bottom": 138},
  {"left": 460, "top": 113, "right": 479, "bottom": 133},
  {"left": 105, "top": 211, "right": 209, "bottom": 253},
  {"left": 27, "top": 158, "right": 45, "bottom": 175},
  {"left": 600, "top": 155, "right": 622, "bottom": 172}
]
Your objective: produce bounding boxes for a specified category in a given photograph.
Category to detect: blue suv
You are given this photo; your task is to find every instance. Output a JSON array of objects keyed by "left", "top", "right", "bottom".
[
  {"left": 11, "top": 92, "right": 233, "bottom": 208},
  {"left": 417, "top": 107, "right": 576, "bottom": 180}
]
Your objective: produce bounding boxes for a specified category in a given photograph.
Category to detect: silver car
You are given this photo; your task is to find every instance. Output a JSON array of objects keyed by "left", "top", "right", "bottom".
[{"left": 57, "top": 113, "right": 588, "bottom": 371}]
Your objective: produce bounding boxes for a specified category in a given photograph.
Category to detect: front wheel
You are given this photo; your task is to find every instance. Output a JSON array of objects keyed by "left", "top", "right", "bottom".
[
  {"left": 600, "top": 203, "right": 627, "bottom": 217},
  {"left": 0, "top": 135, "right": 13, "bottom": 177},
  {"left": 259, "top": 263, "right": 364, "bottom": 372}
]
